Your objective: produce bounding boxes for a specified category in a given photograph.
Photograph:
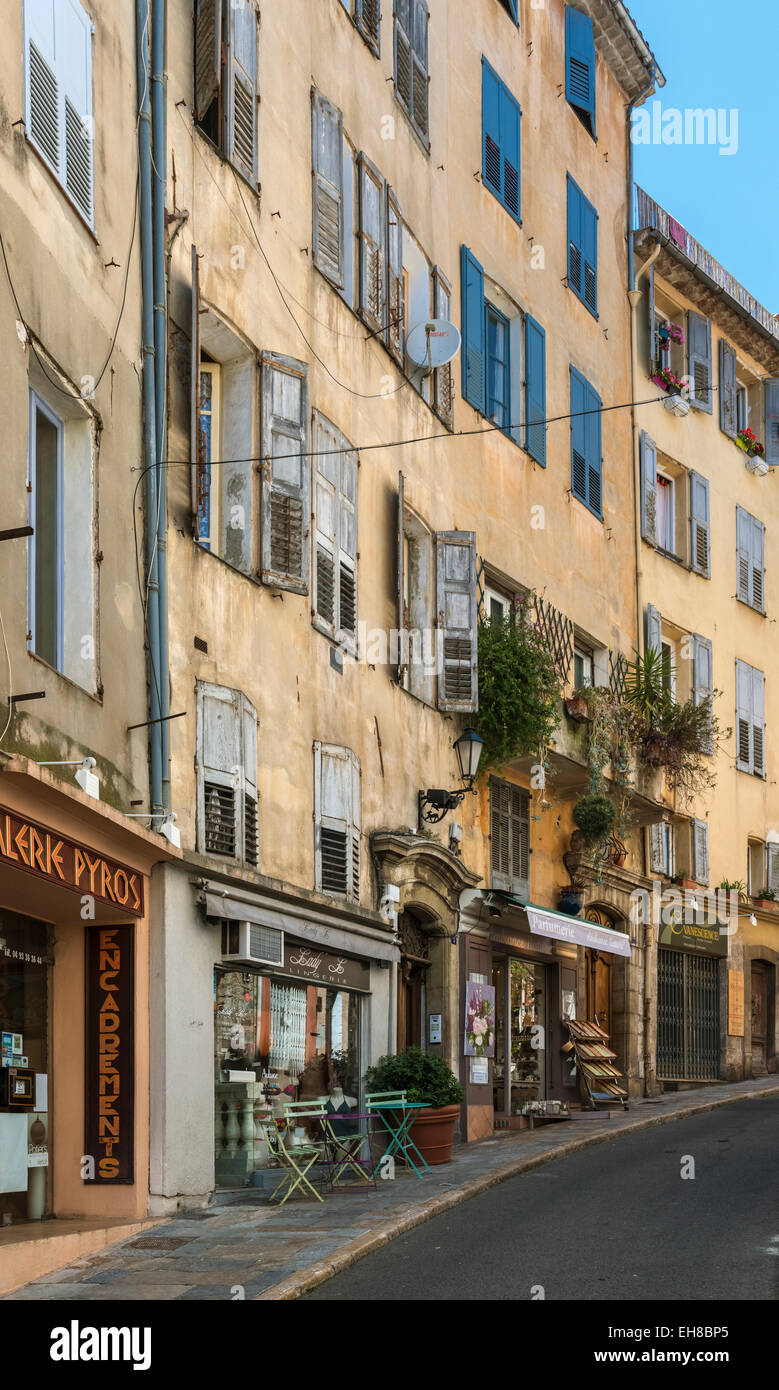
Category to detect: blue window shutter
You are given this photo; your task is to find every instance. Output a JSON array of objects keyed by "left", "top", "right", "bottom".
[
  {"left": 565, "top": 5, "right": 596, "bottom": 136},
  {"left": 525, "top": 315, "right": 546, "bottom": 466},
  {"left": 461, "top": 246, "right": 485, "bottom": 413},
  {"left": 500, "top": 84, "right": 521, "bottom": 221},
  {"left": 570, "top": 367, "right": 587, "bottom": 503},
  {"left": 582, "top": 198, "right": 598, "bottom": 315},
  {"left": 482, "top": 61, "right": 502, "bottom": 202},
  {"left": 585, "top": 380, "right": 602, "bottom": 515},
  {"left": 567, "top": 177, "right": 582, "bottom": 296},
  {"left": 765, "top": 379, "right": 779, "bottom": 466},
  {"left": 508, "top": 0, "right": 519, "bottom": 21}
]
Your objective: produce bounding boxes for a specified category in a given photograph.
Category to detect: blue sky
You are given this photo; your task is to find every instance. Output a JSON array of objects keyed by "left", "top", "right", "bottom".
[{"left": 626, "top": 0, "right": 778, "bottom": 312}]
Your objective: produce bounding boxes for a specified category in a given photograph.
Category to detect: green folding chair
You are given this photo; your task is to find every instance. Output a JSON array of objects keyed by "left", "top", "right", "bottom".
[{"left": 260, "top": 1103, "right": 328, "bottom": 1205}]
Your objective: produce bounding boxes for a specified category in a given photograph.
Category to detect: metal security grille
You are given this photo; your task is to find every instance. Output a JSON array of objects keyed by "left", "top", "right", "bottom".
[{"left": 657, "top": 949, "right": 720, "bottom": 1081}]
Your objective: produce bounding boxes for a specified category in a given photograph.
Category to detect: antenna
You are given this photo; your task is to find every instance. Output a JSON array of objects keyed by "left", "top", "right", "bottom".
[{"left": 405, "top": 318, "right": 461, "bottom": 368}]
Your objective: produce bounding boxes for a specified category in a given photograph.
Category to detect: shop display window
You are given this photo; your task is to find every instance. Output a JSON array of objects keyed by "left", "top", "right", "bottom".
[{"left": 0, "top": 912, "right": 51, "bottom": 1224}]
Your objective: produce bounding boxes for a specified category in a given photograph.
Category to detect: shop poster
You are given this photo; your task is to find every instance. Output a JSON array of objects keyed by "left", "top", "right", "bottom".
[{"left": 464, "top": 979, "right": 496, "bottom": 1058}]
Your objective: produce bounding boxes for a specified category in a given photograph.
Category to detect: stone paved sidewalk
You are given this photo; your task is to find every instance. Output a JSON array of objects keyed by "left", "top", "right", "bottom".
[{"left": 6, "top": 1076, "right": 778, "bottom": 1301}]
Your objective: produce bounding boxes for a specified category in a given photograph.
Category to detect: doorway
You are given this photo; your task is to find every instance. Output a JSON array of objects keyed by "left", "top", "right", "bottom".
[
  {"left": 585, "top": 950, "right": 612, "bottom": 1036},
  {"left": 492, "top": 957, "right": 547, "bottom": 1115},
  {"left": 751, "top": 962, "right": 768, "bottom": 1075}
]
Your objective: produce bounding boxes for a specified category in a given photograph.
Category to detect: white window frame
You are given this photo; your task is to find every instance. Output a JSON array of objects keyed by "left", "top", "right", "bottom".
[
  {"left": 311, "top": 412, "right": 358, "bottom": 653},
  {"left": 314, "top": 742, "right": 361, "bottom": 902},
  {"left": 655, "top": 470, "right": 676, "bottom": 555},
  {"left": 28, "top": 390, "right": 65, "bottom": 672},
  {"left": 196, "top": 681, "right": 259, "bottom": 868}
]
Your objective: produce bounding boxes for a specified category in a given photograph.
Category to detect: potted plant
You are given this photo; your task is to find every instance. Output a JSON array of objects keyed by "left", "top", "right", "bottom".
[
  {"left": 736, "top": 427, "right": 765, "bottom": 459},
  {"left": 651, "top": 365, "right": 686, "bottom": 396},
  {"left": 557, "top": 885, "right": 583, "bottom": 916},
  {"left": 564, "top": 691, "right": 590, "bottom": 723},
  {"left": 753, "top": 887, "right": 777, "bottom": 910},
  {"left": 364, "top": 1047, "right": 465, "bottom": 1166},
  {"left": 572, "top": 792, "right": 617, "bottom": 843}
]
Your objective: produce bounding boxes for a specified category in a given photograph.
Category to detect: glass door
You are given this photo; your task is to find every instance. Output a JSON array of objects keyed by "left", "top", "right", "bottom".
[{"left": 509, "top": 959, "right": 546, "bottom": 1111}]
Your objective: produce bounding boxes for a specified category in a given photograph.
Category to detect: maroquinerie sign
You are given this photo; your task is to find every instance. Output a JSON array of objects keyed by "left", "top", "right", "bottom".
[
  {"left": 0, "top": 807, "right": 144, "bottom": 915},
  {"left": 84, "top": 926, "right": 134, "bottom": 1183},
  {"left": 284, "top": 942, "right": 370, "bottom": 992}
]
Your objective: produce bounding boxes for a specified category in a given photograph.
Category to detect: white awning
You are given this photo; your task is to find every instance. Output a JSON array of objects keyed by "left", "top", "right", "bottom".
[
  {"left": 525, "top": 904, "right": 632, "bottom": 958},
  {"left": 200, "top": 888, "right": 399, "bottom": 963}
]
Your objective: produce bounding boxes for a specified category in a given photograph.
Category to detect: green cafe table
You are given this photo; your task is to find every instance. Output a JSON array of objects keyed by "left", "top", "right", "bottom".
[{"left": 365, "top": 1092, "right": 431, "bottom": 1179}]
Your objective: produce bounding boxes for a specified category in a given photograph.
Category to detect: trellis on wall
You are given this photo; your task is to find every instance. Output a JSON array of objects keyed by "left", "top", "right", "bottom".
[{"left": 532, "top": 594, "right": 573, "bottom": 685}]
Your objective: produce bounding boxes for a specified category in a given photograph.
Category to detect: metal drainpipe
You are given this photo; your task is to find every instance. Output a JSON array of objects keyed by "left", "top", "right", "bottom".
[
  {"left": 136, "top": 0, "right": 163, "bottom": 820},
  {"left": 151, "top": 0, "right": 170, "bottom": 810}
]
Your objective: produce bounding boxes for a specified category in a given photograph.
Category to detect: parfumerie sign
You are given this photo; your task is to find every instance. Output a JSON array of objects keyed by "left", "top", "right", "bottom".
[
  {"left": 85, "top": 926, "right": 134, "bottom": 1183},
  {"left": 0, "top": 806, "right": 144, "bottom": 914}
]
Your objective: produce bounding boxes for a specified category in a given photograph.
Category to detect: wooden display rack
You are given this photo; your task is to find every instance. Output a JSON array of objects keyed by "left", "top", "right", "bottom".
[{"left": 563, "top": 1019, "right": 629, "bottom": 1111}]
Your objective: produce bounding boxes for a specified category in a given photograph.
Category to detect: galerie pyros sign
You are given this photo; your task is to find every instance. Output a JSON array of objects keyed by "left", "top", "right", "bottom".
[
  {"left": 0, "top": 807, "right": 144, "bottom": 914},
  {"left": 84, "top": 926, "right": 134, "bottom": 1183}
]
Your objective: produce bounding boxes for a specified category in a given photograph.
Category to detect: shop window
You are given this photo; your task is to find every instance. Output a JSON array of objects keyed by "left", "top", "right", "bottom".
[
  {"left": 0, "top": 913, "right": 51, "bottom": 1224},
  {"left": 311, "top": 412, "right": 358, "bottom": 651},
  {"left": 196, "top": 681, "right": 259, "bottom": 867},
  {"left": 194, "top": 0, "right": 258, "bottom": 184},
  {"left": 23, "top": 0, "right": 94, "bottom": 225},
  {"left": 27, "top": 375, "right": 97, "bottom": 692},
  {"left": 314, "top": 742, "right": 361, "bottom": 901}
]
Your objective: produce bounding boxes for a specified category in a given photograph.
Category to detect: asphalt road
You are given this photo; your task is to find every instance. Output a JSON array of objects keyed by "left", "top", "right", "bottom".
[{"left": 304, "top": 1094, "right": 779, "bottom": 1300}]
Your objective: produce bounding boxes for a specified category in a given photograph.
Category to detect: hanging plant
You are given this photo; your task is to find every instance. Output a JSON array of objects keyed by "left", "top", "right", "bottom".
[
  {"left": 475, "top": 605, "right": 561, "bottom": 772},
  {"left": 573, "top": 792, "right": 617, "bottom": 842},
  {"left": 571, "top": 684, "right": 637, "bottom": 839},
  {"left": 623, "top": 650, "right": 729, "bottom": 806}
]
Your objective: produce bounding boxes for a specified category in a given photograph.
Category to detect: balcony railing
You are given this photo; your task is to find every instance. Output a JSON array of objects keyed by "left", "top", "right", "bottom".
[{"left": 634, "top": 185, "right": 779, "bottom": 344}]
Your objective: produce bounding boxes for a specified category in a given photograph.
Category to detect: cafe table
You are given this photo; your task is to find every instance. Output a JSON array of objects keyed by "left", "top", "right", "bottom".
[{"left": 366, "top": 1093, "right": 431, "bottom": 1179}]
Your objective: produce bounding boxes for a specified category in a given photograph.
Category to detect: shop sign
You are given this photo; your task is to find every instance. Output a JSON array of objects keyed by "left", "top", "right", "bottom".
[
  {"left": 84, "top": 925, "right": 134, "bottom": 1183},
  {"left": 0, "top": 806, "right": 144, "bottom": 915},
  {"left": 657, "top": 915, "right": 728, "bottom": 957},
  {"left": 283, "top": 942, "right": 370, "bottom": 991}
]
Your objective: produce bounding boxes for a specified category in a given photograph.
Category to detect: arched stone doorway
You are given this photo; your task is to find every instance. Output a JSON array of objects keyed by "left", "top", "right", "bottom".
[{"left": 397, "top": 906, "right": 435, "bottom": 1051}]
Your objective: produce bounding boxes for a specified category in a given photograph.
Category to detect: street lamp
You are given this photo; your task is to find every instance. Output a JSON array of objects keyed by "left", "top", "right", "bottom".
[{"left": 418, "top": 727, "right": 485, "bottom": 829}]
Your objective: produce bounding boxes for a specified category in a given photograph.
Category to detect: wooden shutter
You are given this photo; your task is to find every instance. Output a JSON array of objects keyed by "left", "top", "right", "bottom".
[
  {"left": 386, "top": 188, "right": 404, "bottom": 362},
  {"left": 26, "top": 0, "right": 94, "bottom": 224},
  {"left": 570, "top": 367, "right": 587, "bottom": 503},
  {"left": 432, "top": 268, "right": 454, "bottom": 427},
  {"left": 312, "top": 413, "right": 358, "bottom": 647},
  {"left": 194, "top": 0, "right": 221, "bottom": 119},
  {"left": 394, "top": 0, "right": 412, "bottom": 115},
  {"left": 460, "top": 246, "right": 485, "bottom": 413},
  {"left": 647, "top": 263, "right": 656, "bottom": 374},
  {"left": 688, "top": 311, "right": 712, "bottom": 412},
  {"left": 646, "top": 603, "right": 662, "bottom": 656},
  {"left": 693, "top": 634, "right": 713, "bottom": 754},
  {"left": 525, "top": 315, "right": 546, "bottom": 465},
  {"left": 648, "top": 823, "right": 666, "bottom": 876},
  {"left": 565, "top": 4, "right": 596, "bottom": 135},
  {"left": 410, "top": 0, "right": 429, "bottom": 142},
  {"left": 766, "top": 844, "right": 779, "bottom": 893},
  {"left": 736, "top": 659, "right": 752, "bottom": 773},
  {"left": 260, "top": 354, "right": 310, "bottom": 592},
  {"left": 751, "top": 515, "right": 765, "bottom": 612},
  {"left": 190, "top": 244, "right": 202, "bottom": 538},
  {"left": 752, "top": 666, "right": 765, "bottom": 779},
  {"left": 490, "top": 779, "right": 529, "bottom": 897},
  {"left": 311, "top": 90, "right": 343, "bottom": 288},
  {"left": 567, "top": 178, "right": 582, "bottom": 296},
  {"left": 227, "top": 0, "right": 258, "bottom": 183},
  {"left": 355, "top": 0, "right": 381, "bottom": 54},
  {"left": 765, "top": 380, "right": 779, "bottom": 466},
  {"left": 719, "top": 340, "right": 737, "bottom": 439},
  {"left": 581, "top": 198, "right": 598, "bottom": 315},
  {"left": 314, "top": 743, "right": 360, "bottom": 900},
  {"left": 197, "top": 682, "right": 241, "bottom": 860},
  {"left": 358, "top": 153, "right": 386, "bottom": 332},
  {"left": 396, "top": 471, "right": 407, "bottom": 684},
  {"left": 585, "top": 380, "right": 602, "bottom": 514},
  {"left": 693, "top": 819, "right": 709, "bottom": 885},
  {"left": 482, "top": 60, "right": 502, "bottom": 202},
  {"left": 241, "top": 693, "right": 259, "bottom": 868},
  {"left": 436, "top": 531, "right": 478, "bottom": 712},
  {"left": 640, "top": 430, "right": 658, "bottom": 545},
  {"left": 689, "top": 471, "right": 710, "bottom": 577},
  {"left": 501, "top": 84, "right": 520, "bottom": 220},
  {"left": 736, "top": 507, "right": 751, "bottom": 604}
]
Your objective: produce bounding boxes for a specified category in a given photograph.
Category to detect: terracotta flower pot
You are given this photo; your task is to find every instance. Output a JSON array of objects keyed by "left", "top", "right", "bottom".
[
  {"left": 408, "top": 1104, "right": 460, "bottom": 1165},
  {"left": 564, "top": 694, "right": 590, "bottom": 723}
]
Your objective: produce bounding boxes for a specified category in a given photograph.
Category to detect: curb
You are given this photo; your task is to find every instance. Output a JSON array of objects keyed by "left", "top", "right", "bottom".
[{"left": 254, "top": 1082, "right": 779, "bottom": 1300}]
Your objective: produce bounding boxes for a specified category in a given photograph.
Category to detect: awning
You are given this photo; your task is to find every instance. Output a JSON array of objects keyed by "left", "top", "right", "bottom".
[
  {"left": 525, "top": 904, "right": 632, "bottom": 958},
  {"left": 200, "top": 888, "right": 399, "bottom": 964}
]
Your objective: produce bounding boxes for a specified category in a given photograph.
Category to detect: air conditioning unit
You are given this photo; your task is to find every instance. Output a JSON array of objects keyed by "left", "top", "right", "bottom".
[{"left": 220, "top": 919, "right": 284, "bottom": 967}]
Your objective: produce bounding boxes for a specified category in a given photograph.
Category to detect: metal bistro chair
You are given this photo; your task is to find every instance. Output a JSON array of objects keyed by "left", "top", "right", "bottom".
[
  {"left": 320, "top": 1106, "right": 378, "bottom": 1191},
  {"left": 365, "top": 1090, "right": 431, "bottom": 1179},
  {"left": 259, "top": 1102, "right": 328, "bottom": 1206}
]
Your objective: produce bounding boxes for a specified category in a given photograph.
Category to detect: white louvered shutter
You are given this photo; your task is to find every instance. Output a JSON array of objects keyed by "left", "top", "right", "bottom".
[
  {"left": 736, "top": 659, "right": 752, "bottom": 773},
  {"left": 396, "top": 471, "right": 407, "bottom": 685},
  {"left": 358, "top": 154, "right": 386, "bottom": 332},
  {"left": 241, "top": 693, "right": 259, "bottom": 868},
  {"left": 693, "top": 819, "right": 709, "bottom": 885},
  {"left": 312, "top": 414, "right": 358, "bottom": 648},
  {"left": 693, "top": 635, "right": 713, "bottom": 755},
  {"left": 227, "top": 0, "right": 258, "bottom": 183},
  {"left": 766, "top": 844, "right": 779, "bottom": 894},
  {"left": 640, "top": 430, "right": 658, "bottom": 546},
  {"left": 311, "top": 90, "right": 344, "bottom": 288},
  {"left": 752, "top": 666, "right": 765, "bottom": 779},
  {"left": 689, "top": 471, "right": 710, "bottom": 577},
  {"left": 26, "top": 0, "right": 94, "bottom": 225},
  {"left": 688, "top": 311, "right": 712, "bottom": 412},
  {"left": 194, "top": 0, "right": 221, "bottom": 119},
  {"left": 736, "top": 507, "right": 751, "bottom": 604},
  {"left": 386, "top": 189, "right": 404, "bottom": 362},
  {"left": 648, "top": 823, "right": 666, "bottom": 875},
  {"left": 436, "top": 531, "right": 478, "bottom": 712},
  {"left": 751, "top": 515, "right": 765, "bottom": 613},
  {"left": 197, "top": 683, "right": 241, "bottom": 861},
  {"left": 314, "top": 743, "right": 360, "bottom": 901},
  {"left": 719, "top": 340, "right": 737, "bottom": 439},
  {"left": 432, "top": 268, "right": 454, "bottom": 427},
  {"left": 260, "top": 354, "right": 310, "bottom": 592}
]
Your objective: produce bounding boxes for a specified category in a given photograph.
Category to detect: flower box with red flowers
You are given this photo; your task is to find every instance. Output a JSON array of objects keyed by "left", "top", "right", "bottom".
[
  {"left": 651, "top": 367, "right": 686, "bottom": 396},
  {"left": 736, "top": 428, "right": 765, "bottom": 458}
]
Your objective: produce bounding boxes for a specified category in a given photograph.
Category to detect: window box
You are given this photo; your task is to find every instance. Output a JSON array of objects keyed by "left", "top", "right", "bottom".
[
  {"left": 736, "top": 428, "right": 765, "bottom": 459},
  {"left": 651, "top": 368, "right": 686, "bottom": 396}
]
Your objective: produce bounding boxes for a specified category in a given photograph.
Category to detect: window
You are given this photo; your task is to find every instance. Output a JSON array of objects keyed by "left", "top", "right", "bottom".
[
  {"left": 735, "top": 660, "right": 765, "bottom": 778},
  {"left": 485, "top": 584, "right": 518, "bottom": 624},
  {"left": 460, "top": 247, "right": 546, "bottom": 460},
  {"left": 640, "top": 432, "right": 709, "bottom": 573},
  {"left": 566, "top": 176, "right": 597, "bottom": 316},
  {"left": 687, "top": 311, "right": 712, "bottom": 413},
  {"left": 646, "top": 606, "right": 712, "bottom": 720},
  {"left": 23, "top": 0, "right": 94, "bottom": 224},
  {"left": 565, "top": 4, "right": 596, "bottom": 138},
  {"left": 312, "top": 413, "right": 358, "bottom": 650},
  {"left": 747, "top": 840, "right": 779, "bottom": 897},
  {"left": 648, "top": 822, "right": 674, "bottom": 878},
  {"left": 314, "top": 743, "right": 360, "bottom": 900},
  {"left": 490, "top": 778, "right": 530, "bottom": 896},
  {"left": 394, "top": 0, "right": 429, "bottom": 147},
  {"left": 499, "top": 0, "right": 519, "bottom": 21},
  {"left": 191, "top": 277, "right": 255, "bottom": 573},
  {"left": 674, "top": 820, "right": 709, "bottom": 885},
  {"left": 397, "top": 473, "right": 478, "bottom": 710},
  {"left": 194, "top": 0, "right": 258, "bottom": 184},
  {"left": 573, "top": 643, "right": 594, "bottom": 690},
  {"left": 196, "top": 682, "right": 259, "bottom": 867},
  {"left": 569, "top": 366, "right": 602, "bottom": 516},
  {"left": 736, "top": 507, "right": 765, "bottom": 612},
  {"left": 27, "top": 375, "right": 97, "bottom": 691},
  {"left": 260, "top": 353, "right": 310, "bottom": 593},
  {"left": 648, "top": 279, "right": 685, "bottom": 381},
  {"left": 340, "top": 0, "right": 381, "bottom": 56},
  {"left": 736, "top": 385, "right": 748, "bottom": 433},
  {"left": 481, "top": 59, "right": 521, "bottom": 223}
]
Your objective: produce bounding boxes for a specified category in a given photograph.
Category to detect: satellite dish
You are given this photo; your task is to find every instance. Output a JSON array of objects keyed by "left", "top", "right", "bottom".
[{"left": 405, "top": 318, "right": 461, "bottom": 368}]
